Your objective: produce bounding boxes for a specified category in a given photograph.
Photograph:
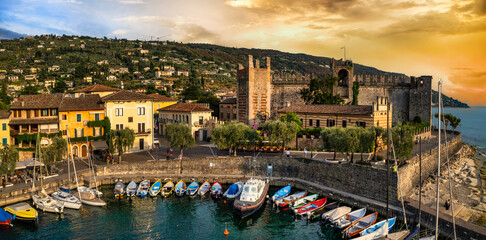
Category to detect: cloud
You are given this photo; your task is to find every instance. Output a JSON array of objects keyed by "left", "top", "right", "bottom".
[
  {"left": 112, "top": 29, "right": 128, "bottom": 35},
  {"left": 119, "top": 0, "right": 146, "bottom": 4}
]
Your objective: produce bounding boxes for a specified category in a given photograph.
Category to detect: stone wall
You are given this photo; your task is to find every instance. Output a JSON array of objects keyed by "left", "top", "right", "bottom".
[
  {"left": 359, "top": 86, "right": 410, "bottom": 124},
  {"left": 18, "top": 151, "right": 35, "bottom": 162},
  {"left": 271, "top": 83, "right": 308, "bottom": 118}
]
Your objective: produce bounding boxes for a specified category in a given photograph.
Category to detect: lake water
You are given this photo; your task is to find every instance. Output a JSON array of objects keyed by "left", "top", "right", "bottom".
[{"left": 2, "top": 186, "right": 346, "bottom": 240}]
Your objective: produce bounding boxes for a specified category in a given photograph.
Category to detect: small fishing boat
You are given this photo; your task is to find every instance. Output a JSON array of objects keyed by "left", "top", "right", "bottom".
[
  {"left": 296, "top": 197, "right": 327, "bottom": 217},
  {"left": 186, "top": 181, "right": 200, "bottom": 196},
  {"left": 335, "top": 208, "right": 366, "bottom": 228},
  {"left": 277, "top": 191, "right": 306, "bottom": 208},
  {"left": 223, "top": 182, "right": 244, "bottom": 199},
  {"left": 161, "top": 181, "right": 174, "bottom": 197},
  {"left": 308, "top": 201, "right": 338, "bottom": 220},
  {"left": 0, "top": 208, "right": 12, "bottom": 226},
  {"left": 126, "top": 181, "right": 138, "bottom": 197},
  {"left": 77, "top": 187, "right": 106, "bottom": 207},
  {"left": 4, "top": 202, "right": 38, "bottom": 222},
  {"left": 343, "top": 212, "right": 378, "bottom": 238},
  {"left": 114, "top": 180, "right": 126, "bottom": 199},
  {"left": 322, "top": 206, "right": 351, "bottom": 222},
  {"left": 32, "top": 191, "right": 64, "bottom": 214},
  {"left": 211, "top": 181, "right": 223, "bottom": 198},
  {"left": 149, "top": 179, "right": 162, "bottom": 197},
  {"left": 356, "top": 217, "right": 396, "bottom": 240},
  {"left": 137, "top": 180, "right": 150, "bottom": 198},
  {"left": 271, "top": 185, "right": 291, "bottom": 202},
  {"left": 51, "top": 188, "right": 82, "bottom": 209},
  {"left": 290, "top": 193, "right": 318, "bottom": 210},
  {"left": 233, "top": 178, "right": 270, "bottom": 218},
  {"left": 197, "top": 181, "right": 210, "bottom": 196},
  {"left": 174, "top": 180, "right": 187, "bottom": 196}
]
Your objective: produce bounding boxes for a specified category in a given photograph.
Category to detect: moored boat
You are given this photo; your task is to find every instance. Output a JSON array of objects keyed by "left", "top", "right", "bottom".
[
  {"left": 334, "top": 208, "right": 366, "bottom": 228},
  {"left": 186, "top": 181, "right": 200, "bottom": 196},
  {"left": 197, "top": 181, "right": 210, "bottom": 196},
  {"left": 149, "top": 179, "right": 162, "bottom": 197},
  {"left": 210, "top": 181, "right": 223, "bottom": 198},
  {"left": 343, "top": 212, "right": 378, "bottom": 238},
  {"left": 0, "top": 208, "right": 13, "bottom": 226},
  {"left": 277, "top": 191, "right": 306, "bottom": 208},
  {"left": 290, "top": 193, "right": 318, "bottom": 210},
  {"left": 77, "top": 186, "right": 106, "bottom": 207},
  {"left": 296, "top": 197, "right": 327, "bottom": 217},
  {"left": 126, "top": 181, "right": 138, "bottom": 197},
  {"left": 308, "top": 201, "right": 337, "bottom": 220},
  {"left": 322, "top": 206, "right": 351, "bottom": 222},
  {"left": 114, "top": 180, "right": 126, "bottom": 199},
  {"left": 51, "top": 188, "right": 82, "bottom": 209},
  {"left": 32, "top": 192, "right": 64, "bottom": 214},
  {"left": 356, "top": 217, "right": 396, "bottom": 240},
  {"left": 161, "top": 181, "right": 174, "bottom": 197},
  {"left": 137, "top": 180, "right": 150, "bottom": 198},
  {"left": 233, "top": 178, "right": 270, "bottom": 218},
  {"left": 223, "top": 182, "right": 244, "bottom": 199},
  {"left": 4, "top": 202, "right": 38, "bottom": 222},
  {"left": 271, "top": 185, "right": 291, "bottom": 203},
  {"left": 174, "top": 180, "right": 187, "bottom": 196}
]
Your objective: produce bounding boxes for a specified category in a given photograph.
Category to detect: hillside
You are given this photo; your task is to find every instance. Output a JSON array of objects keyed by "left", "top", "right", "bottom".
[{"left": 432, "top": 90, "right": 470, "bottom": 108}]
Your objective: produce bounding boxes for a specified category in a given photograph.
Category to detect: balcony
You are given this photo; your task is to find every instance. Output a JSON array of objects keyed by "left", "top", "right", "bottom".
[{"left": 135, "top": 129, "right": 152, "bottom": 136}]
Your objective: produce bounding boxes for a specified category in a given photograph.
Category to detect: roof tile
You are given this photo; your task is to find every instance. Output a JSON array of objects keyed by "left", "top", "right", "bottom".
[
  {"left": 158, "top": 102, "right": 213, "bottom": 112},
  {"left": 101, "top": 90, "right": 156, "bottom": 101}
]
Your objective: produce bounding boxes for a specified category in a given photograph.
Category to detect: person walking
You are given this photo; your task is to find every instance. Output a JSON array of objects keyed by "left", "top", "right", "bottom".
[
  {"left": 286, "top": 150, "right": 290, "bottom": 158},
  {"left": 166, "top": 148, "right": 170, "bottom": 160},
  {"left": 170, "top": 148, "right": 173, "bottom": 158},
  {"left": 303, "top": 148, "right": 307, "bottom": 158}
]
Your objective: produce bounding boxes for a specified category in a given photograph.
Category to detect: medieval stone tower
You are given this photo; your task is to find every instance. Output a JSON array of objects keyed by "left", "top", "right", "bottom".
[
  {"left": 330, "top": 58, "right": 354, "bottom": 100},
  {"left": 236, "top": 55, "right": 272, "bottom": 125}
]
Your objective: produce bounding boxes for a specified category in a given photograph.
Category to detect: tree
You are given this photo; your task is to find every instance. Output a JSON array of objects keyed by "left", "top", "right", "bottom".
[
  {"left": 0, "top": 146, "right": 18, "bottom": 175},
  {"left": 352, "top": 82, "right": 359, "bottom": 105},
  {"left": 181, "top": 85, "right": 202, "bottom": 100},
  {"left": 262, "top": 120, "right": 299, "bottom": 155},
  {"left": 358, "top": 128, "right": 375, "bottom": 161},
  {"left": 244, "top": 128, "right": 262, "bottom": 153},
  {"left": 41, "top": 136, "right": 67, "bottom": 175},
  {"left": 52, "top": 79, "right": 68, "bottom": 93},
  {"left": 385, "top": 122, "right": 414, "bottom": 165},
  {"left": 279, "top": 112, "right": 303, "bottom": 127},
  {"left": 211, "top": 122, "right": 249, "bottom": 156},
  {"left": 449, "top": 115, "right": 461, "bottom": 132},
  {"left": 300, "top": 75, "right": 344, "bottom": 105},
  {"left": 1, "top": 79, "right": 10, "bottom": 105},
  {"left": 107, "top": 128, "right": 135, "bottom": 163},
  {"left": 146, "top": 83, "right": 158, "bottom": 94},
  {"left": 370, "top": 126, "right": 385, "bottom": 161},
  {"left": 345, "top": 127, "right": 360, "bottom": 163},
  {"left": 322, "top": 127, "right": 348, "bottom": 160},
  {"left": 20, "top": 84, "right": 41, "bottom": 95},
  {"left": 165, "top": 123, "right": 195, "bottom": 158}
]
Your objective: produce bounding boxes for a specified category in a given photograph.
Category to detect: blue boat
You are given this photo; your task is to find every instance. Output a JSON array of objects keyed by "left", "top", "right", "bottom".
[
  {"left": 359, "top": 217, "right": 396, "bottom": 238},
  {"left": 137, "top": 180, "right": 150, "bottom": 198},
  {"left": 223, "top": 182, "right": 244, "bottom": 199},
  {"left": 271, "top": 185, "right": 291, "bottom": 202},
  {"left": 186, "top": 181, "right": 200, "bottom": 196},
  {"left": 0, "top": 208, "right": 12, "bottom": 226},
  {"left": 149, "top": 180, "right": 162, "bottom": 197},
  {"left": 174, "top": 180, "right": 187, "bottom": 197}
]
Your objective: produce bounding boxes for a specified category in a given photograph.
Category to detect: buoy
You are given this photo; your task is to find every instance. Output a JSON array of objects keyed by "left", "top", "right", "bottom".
[
  {"left": 224, "top": 228, "right": 229, "bottom": 236},
  {"left": 224, "top": 200, "right": 226, "bottom": 204}
]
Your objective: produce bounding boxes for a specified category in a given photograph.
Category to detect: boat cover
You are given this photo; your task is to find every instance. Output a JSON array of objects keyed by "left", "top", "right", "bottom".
[
  {"left": 226, "top": 183, "right": 239, "bottom": 195},
  {"left": 0, "top": 208, "right": 12, "bottom": 223}
]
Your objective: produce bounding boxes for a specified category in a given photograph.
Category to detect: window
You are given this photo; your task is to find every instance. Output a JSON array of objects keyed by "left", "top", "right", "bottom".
[
  {"left": 309, "top": 119, "right": 313, "bottom": 126},
  {"left": 80, "top": 128, "right": 85, "bottom": 137},
  {"left": 300, "top": 118, "right": 303, "bottom": 126},
  {"left": 356, "top": 121, "right": 366, "bottom": 128},
  {"left": 115, "top": 108, "right": 123, "bottom": 116},
  {"left": 51, "top": 109, "right": 58, "bottom": 116},
  {"left": 342, "top": 120, "right": 347, "bottom": 128},
  {"left": 42, "top": 109, "right": 49, "bottom": 116},
  {"left": 316, "top": 120, "right": 320, "bottom": 128},
  {"left": 199, "top": 116, "right": 203, "bottom": 125},
  {"left": 74, "top": 129, "right": 77, "bottom": 137},
  {"left": 62, "top": 130, "right": 67, "bottom": 135},
  {"left": 116, "top": 124, "right": 124, "bottom": 130},
  {"left": 327, "top": 119, "right": 336, "bottom": 127},
  {"left": 26, "top": 110, "right": 31, "bottom": 118},
  {"left": 94, "top": 113, "right": 100, "bottom": 121},
  {"left": 76, "top": 114, "right": 82, "bottom": 122},
  {"left": 62, "top": 114, "right": 67, "bottom": 120},
  {"left": 233, "top": 114, "right": 236, "bottom": 119},
  {"left": 2, "top": 123, "right": 6, "bottom": 131},
  {"left": 227, "top": 113, "right": 230, "bottom": 119},
  {"left": 138, "top": 123, "right": 145, "bottom": 133},
  {"left": 128, "top": 117, "right": 133, "bottom": 123},
  {"left": 93, "top": 128, "right": 96, "bottom": 136},
  {"left": 137, "top": 107, "right": 145, "bottom": 115},
  {"left": 34, "top": 110, "right": 39, "bottom": 117},
  {"left": 2, "top": 138, "right": 7, "bottom": 146}
]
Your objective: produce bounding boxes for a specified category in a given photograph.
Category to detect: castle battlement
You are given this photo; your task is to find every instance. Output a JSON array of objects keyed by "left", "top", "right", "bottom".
[
  {"left": 355, "top": 74, "right": 410, "bottom": 87},
  {"left": 271, "top": 71, "right": 312, "bottom": 85}
]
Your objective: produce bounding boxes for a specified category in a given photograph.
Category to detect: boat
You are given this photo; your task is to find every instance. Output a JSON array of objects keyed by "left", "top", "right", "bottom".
[
  {"left": 126, "top": 181, "right": 138, "bottom": 197},
  {"left": 137, "top": 179, "right": 150, "bottom": 198},
  {"left": 161, "top": 181, "right": 174, "bottom": 197},
  {"left": 114, "top": 180, "right": 126, "bottom": 198},
  {"left": 77, "top": 187, "right": 106, "bottom": 206},
  {"left": 174, "top": 180, "right": 187, "bottom": 196},
  {"left": 233, "top": 178, "right": 270, "bottom": 218},
  {"left": 290, "top": 193, "right": 318, "bottom": 210},
  {"left": 4, "top": 202, "right": 38, "bottom": 222},
  {"left": 0, "top": 208, "right": 12, "bottom": 226},
  {"left": 308, "top": 201, "right": 338, "bottom": 220},
  {"left": 223, "top": 182, "right": 244, "bottom": 199},
  {"left": 296, "top": 197, "right": 327, "bottom": 217},
  {"left": 197, "top": 181, "right": 210, "bottom": 196},
  {"left": 334, "top": 208, "right": 366, "bottom": 228},
  {"left": 343, "top": 212, "right": 378, "bottom": 238},
  {"left": 51, "top": 188, "right": 82, "bottom": 209},
  {"left": 271, "top": 185, "right": 291, "bottom": 202},
  {"left": 149, "top": 179, "right": 162, "bottom": 197},
  {"left": 32, "top": 191, "right": 64, "bottom": 214},
  {"left": 186, "top": 181, "right": 200, "bottom": 196},
  {"left": 356, "top": 217, "right": 396, "bottom": 240},
  {"left": 322, "top": 206, "right": 351, "bottom": 222},
  {"left": 277, "top": 191, "right": 306, "bottom": 208},
  {"left": 211, "top": 181, "right": 223, "bottom": 198}
]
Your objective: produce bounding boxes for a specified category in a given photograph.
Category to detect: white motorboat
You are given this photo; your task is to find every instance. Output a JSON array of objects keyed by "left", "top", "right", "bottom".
[
  {"left": 126, "top": 181, "right": 138, "bottom": 197},
  {"left": 32, "top": 191, "right": 64, "bottom": 214},
  {"left": 51, "top": 190, "right": 82, "bottom": 209},
  {"left": 137, "top": 180, "right": 150, "bottom": 197},
  {"left": 77, "top": 186, "right": 106, "bottom": 207},
  {"left": 322, "top": 206, "right": 351, "bottom": 222},
  {"left": 233, "top": 178, "right": 270, "bottom": 218}
]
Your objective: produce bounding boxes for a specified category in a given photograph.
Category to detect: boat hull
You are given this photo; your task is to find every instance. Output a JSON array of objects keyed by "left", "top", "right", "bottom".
[{"left": 233, "top": 180, "right": 269, "bottom": 218}]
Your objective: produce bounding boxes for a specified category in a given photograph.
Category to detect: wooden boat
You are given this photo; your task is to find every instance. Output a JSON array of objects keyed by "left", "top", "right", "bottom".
[
  {"left": 277, "top": 191, "right": 306, "bottom": 208},
  {"left": 32, "top": 192, "right": 64, "bottom": 214},
  {"left": 355, "top": 217, "right": 396, "bottom": 240},
  {"left": 210, "top": 181, "right": 223, "bottom": 198},
  {"left": 174, "top": 180, "right": 187, "bottom": 196},
  {"left": 223, "top": 182, "right": 244, "bottom": 199},
  {"left": 296, "top": 197, "right": 327, "bottom": 217},
  {"left": 77, "top": 186, "right": 106, "bottom": 207},
  {"left": 126, "top": 181, "right": 138, "bottom": 197},
  {"left": 322, "top": 206, "right": 351, "bottom": 222},
  {"left": 271, "top": 185, "right": 291, "bottom": 202},
  {"left": 114, "top": 180, "right": 126, "bottom": 199},
  {"left": 0, "top": 208, "right": 12, "bottom": 226},
  {"left": 186, "top": 181, "right": 200, "bottom": 196},
  {"left": 137, "top": 180, "right": 150, "bottom": 198},
  {"left": 4, "top": 202, "right": 38, "bottom": 222},
  {"left": 197, "top": 181, "right": 210, "bottom": 196},
  {"left": 233, "top": 178, "right": 270, "bottom": 218},
  {"left": 51, "top": 189, "right": 82, "bottom": 209},
  {"left": 290, "top": 193, "right": 318, "bottom": 210},
  {"left": 161, "top": 181, "right": 174, "bottom": 197},
  {"left": 308, "top": 201, "right": 338, "bottom": 220},
  {"left": 335, "top": 208, "right": 366, "bottom": 228},
  {"left": 149, "top": 179, "right": 162, "bottom": 197},
  {"left": 343, "top": 212, "right": 378, "bottom": 238}
]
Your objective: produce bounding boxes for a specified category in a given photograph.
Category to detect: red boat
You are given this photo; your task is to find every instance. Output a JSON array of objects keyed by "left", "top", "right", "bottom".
[
  {"left": 278, "top": 191, "right": 307, "bottom": 208},
  {"left": 211, "top": 181, "right": 223, "bottom": 198},
  {"left": 297, "top": 197, "right": 327, "bottom": 216}
]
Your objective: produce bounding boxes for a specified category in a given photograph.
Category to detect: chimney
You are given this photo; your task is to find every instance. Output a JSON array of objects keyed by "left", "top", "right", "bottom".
[{"left": 21, "top": 100, "right": 24, "bottom": 107}]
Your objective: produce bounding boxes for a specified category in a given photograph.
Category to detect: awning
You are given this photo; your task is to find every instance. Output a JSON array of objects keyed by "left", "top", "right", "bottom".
[
  {"left": 91, "top": 140, "right": 108, "bottom": 150},
  {"left": 15, "top": 158, "right": 45, "bottom": 170}
]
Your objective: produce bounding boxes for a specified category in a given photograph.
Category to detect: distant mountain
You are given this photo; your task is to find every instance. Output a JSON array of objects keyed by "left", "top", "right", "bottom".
[
  {"left": 432, "top": 90, "right": 469, "bottom": 108},
  {"left": 0, "top": 28, "right": 26, "bottom": 40}
]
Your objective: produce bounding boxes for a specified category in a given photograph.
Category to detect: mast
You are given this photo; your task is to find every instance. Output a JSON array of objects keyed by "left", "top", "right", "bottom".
[
  {"left": 66, "top": 129, "right": 71, "bottom": 189},
  {"left": 386, "top": 97, "right": 390, "bottom": 220},
  {"left": 419, "top": 136, "right": 422, "bottom": 228},
  {"left": 87, "top": 136, "right": 100, "bottom": 193},
  {"left": 66, "top": 125, "right": 82, "bottom": 201},
  {"left": 435, "top": 81, "right": 442, "bottom": 240}
]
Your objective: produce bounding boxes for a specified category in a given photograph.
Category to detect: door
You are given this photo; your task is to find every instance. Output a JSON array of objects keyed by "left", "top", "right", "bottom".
[
  {"left": 139, "top": 138, "right": 144, "bottom": 150},
  {"left": 82, "top": 145, "right": 87, "bottom": 157}
]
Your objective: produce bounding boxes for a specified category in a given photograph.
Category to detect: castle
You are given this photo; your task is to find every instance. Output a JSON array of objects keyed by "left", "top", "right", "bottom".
[{"left": 237, "top": 56, "right": 432, "bottom": 126}]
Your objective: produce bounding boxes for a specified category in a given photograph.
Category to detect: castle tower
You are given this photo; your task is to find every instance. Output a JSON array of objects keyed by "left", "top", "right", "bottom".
[
  {"left": 330, "top": 58, "right": 354, "bottom": 101},
  {"left": 409, "top": 76, "right": 432, "bottom": 124},
  {"left": 237, "top": 55, "right": 272, "bottom": 125}
]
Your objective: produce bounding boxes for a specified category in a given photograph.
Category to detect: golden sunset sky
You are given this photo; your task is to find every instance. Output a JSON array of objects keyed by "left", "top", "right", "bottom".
[{"left": 2, "top": 0, "right": 485, "bottom": 105}]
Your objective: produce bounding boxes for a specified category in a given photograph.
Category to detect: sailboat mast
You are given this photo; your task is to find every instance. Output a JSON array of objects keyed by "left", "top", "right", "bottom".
[
  {"left": 66, "top": 125, "right": 82, "bottom": 201},
  {"left": 419, "top": 136, "right": 422, "bottom": 228},
  {"left": 66, "top": 128, "right": 71, "bottom": 189},
  {"left": 435, "top": 81, "right": 442, "bottom": 240},
  {"left": 386, "top": 97, "right": 390, "bottom": 220}
]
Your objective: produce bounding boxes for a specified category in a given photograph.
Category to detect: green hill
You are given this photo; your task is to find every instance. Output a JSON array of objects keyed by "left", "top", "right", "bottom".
[{"left": 432, "top": 90, "right": 469, "bottom": 108}]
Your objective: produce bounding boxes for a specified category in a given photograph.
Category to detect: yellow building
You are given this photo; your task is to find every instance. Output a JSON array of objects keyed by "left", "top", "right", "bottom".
[
  {"left": 59, "top": 95, "right": 105, "bottom": 158},
  {"left": 147, "top": 93, "right": 177, "bottom": 115},
  {"left": 0, "top": 110, "right": 10, "bottom": 147},
  {"left": 74, "top": 84, "right": 121, "bottom": 98},
  {"left": 102, "top": 90, "right": 155, "bottom": 151}
]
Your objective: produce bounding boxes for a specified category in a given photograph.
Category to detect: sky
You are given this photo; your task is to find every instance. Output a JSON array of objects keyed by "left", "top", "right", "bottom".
[{"left": 1, "top": 0, "right": 485, "bottom": 106}]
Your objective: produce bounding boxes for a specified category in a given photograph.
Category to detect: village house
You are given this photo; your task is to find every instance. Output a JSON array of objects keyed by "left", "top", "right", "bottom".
[
  {"left": 219, "top": 98, "right": 237, "bottom": 122},
  {"left": 74, "top": 84, "right": 121, "bottom": 98},
  {"left": 8, "top": 76, "right": 19, "bottom": 82},
  {"left": 155, "top": 70, "right": 174, "bottom": 78},
  {"left": 48, "top": 65, "right": 60, "bottom": 72},
  {"left": 107, "top": 75, "right": 117, "bottom": 81},
  {"left": 0, "top": 110, "right": 10, "bottom": 147},
  {"left": 83, "top": 76, "right": 93, "bottom": 83},
  {"left": 24, "top": 75, "right": 37, "bottom": 81},
  {"left": 147, "top": 94, "right": 177, "bottom": 116},
  {"left": 176, "top": 70, "right": 189, "bottom": 77},
  {"left": 158, "top": 103, "right": 213, "bottom": 141}
]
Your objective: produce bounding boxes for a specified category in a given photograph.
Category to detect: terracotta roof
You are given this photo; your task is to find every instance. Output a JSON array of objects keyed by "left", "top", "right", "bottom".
[
  {"left": 9, "top": 117, "right": 59, "bottom": 125},
  {"left": 10, "top": 94, "right": 63, "bottom": 109},
  {"left": 277, "top": 104, "right": 373, "bottom": 116},
  {"left": 158, "top": 102, "right": 213, "bottom": 112},
  {"left": 220, "top": 98, "right": 237, "bottom": 104},
  {"left": 147, "top": 93, "right": 176, "bottom": 102},
  {"left": 0, "top": 110, "right": 10, "bottom": 119},
  {"left": 74, "top": 84, "right": 121, "bottom": 93},
  {"left": 59, "top": 94, "right": 104, "bottom": 111},
  {"left": 101, "top": 90, "right": 156, "bottom": 101}
]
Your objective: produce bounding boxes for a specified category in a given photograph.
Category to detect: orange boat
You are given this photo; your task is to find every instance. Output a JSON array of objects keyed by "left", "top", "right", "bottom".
[{"left": 343, "top": 212, "right": 378, "bottom": 238}]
